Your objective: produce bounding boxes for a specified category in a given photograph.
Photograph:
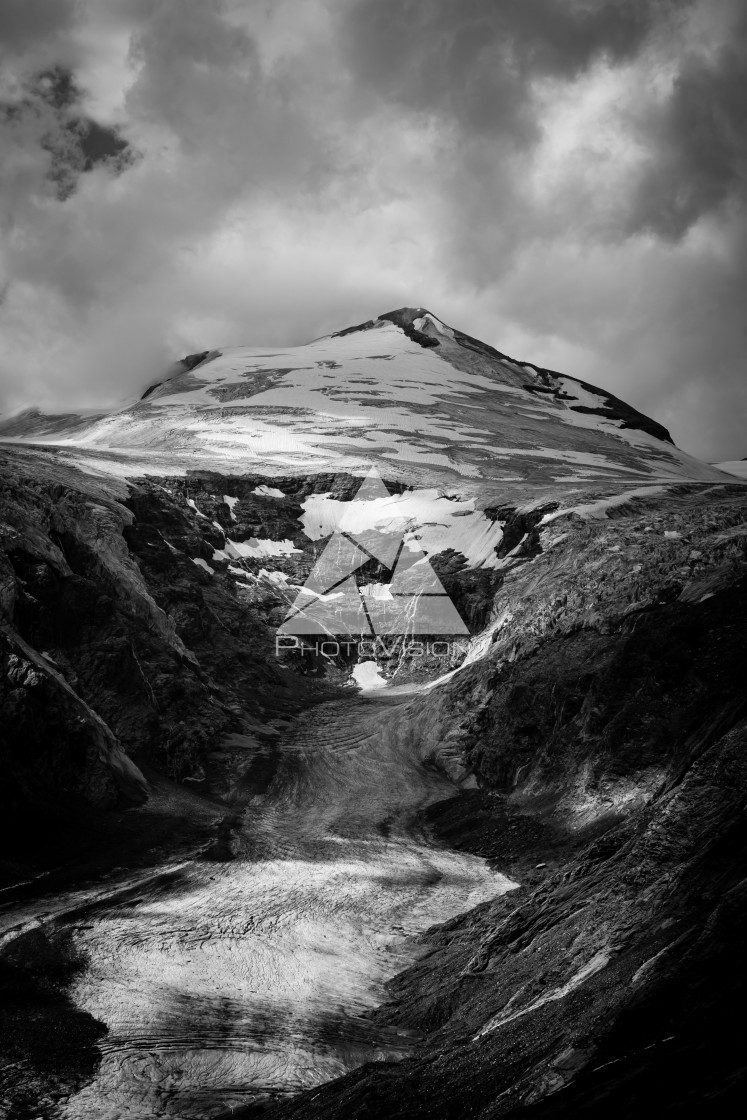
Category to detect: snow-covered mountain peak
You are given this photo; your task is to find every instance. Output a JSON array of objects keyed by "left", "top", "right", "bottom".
[{"left": 0, "top": 308, "right": 728, "bottom": 492}]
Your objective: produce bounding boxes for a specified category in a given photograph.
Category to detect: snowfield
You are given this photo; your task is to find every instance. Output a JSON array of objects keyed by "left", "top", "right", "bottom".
[
  {"left": 716, "top": 460, "right": 747, "bottom": 480},
  {"left": 0, "top": 309, "right": 726, "bottom": 489},
  {"left": 300, "top": 488, "right": 505, "bottom": 568}
]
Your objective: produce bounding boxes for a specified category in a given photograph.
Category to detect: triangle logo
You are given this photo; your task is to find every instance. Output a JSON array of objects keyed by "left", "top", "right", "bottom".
[
  {"left": 387, "top": 548, "right": 448, "bottom": 594},
  {"left": 303, "top": 535, "right": 371, "bottom": 594},
  {"left": 278, "top": 577, "right": 373, "bottom": 636},
  {"left": 279, "top": 469, "right": 469, "bottom": 637}
]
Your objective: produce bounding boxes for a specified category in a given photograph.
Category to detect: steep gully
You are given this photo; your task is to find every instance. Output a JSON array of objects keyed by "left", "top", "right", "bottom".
[{"left": 2, "top": 449, "right": 747, "bottom": 1118}]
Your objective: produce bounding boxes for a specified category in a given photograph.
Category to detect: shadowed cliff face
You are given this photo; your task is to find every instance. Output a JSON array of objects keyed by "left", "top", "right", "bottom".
[
  {"left": 0, "top": 926, "right": 106, "bottom": 1120},
  {"left": 0, "top": 310, "right": 746, "bottom": 1119},
  {"left": 0, "top": 449, "right": 352, "bottom": 886}
]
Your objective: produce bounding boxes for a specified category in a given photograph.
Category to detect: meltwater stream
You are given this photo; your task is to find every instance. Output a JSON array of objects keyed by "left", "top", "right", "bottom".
[{"left": 57, "top": 688, "right": 514, "bottom": 1118}]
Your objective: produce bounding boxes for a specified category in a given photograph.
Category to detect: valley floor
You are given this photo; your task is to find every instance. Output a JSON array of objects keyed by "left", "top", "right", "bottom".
[{"left": 0, "top": 688, "right": 514, "bottom": 1119}]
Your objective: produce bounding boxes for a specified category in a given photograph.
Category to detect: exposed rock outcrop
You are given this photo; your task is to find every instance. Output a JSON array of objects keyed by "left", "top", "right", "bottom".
[{"left": 0, "top": 449, "right": 337, "bottom": 886}]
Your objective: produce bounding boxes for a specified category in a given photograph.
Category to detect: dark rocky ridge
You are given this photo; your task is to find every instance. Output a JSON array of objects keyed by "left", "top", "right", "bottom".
[
  {"left": 140, "top": 349, "right": 222, "bottom": 400},
  {"left": 378, "top": 308, "right": 442, "bottom": 349},
  {"left": 373, "top": 308, "right": 673, "bottom": 444},
  {"left": 0, "top": 451, "right": 340, "bottom": 889}
]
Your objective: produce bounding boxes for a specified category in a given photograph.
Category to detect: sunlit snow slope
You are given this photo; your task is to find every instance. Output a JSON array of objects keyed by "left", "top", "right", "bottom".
[
  {"left": 716, "top": 460, "right": 747, "bottom": 480},
  {"left": 0, "top": 308, "right": 724, "bottom": 488}
]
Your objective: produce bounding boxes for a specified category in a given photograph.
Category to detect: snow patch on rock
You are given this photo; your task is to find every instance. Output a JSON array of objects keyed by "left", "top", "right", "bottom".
[
  {"left": 540, "top": 485, "right": 668, "bottom": 525},
  {"left": 352, "top": 661, "right": 387, "bottom": 690},
  {"left": 253, "top": 485, "right": 286, "bottom": 498},
  {"left": 301, "top": 489, "right": 504, "bottom": 568},
  {"left": 213, "top": 538, "right": 301, "bottom": 561}
]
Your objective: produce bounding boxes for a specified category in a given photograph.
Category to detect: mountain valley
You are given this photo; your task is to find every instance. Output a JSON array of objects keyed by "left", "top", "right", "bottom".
[{"left": 1, "top": 309, "right": 745, "bottom": 1120}]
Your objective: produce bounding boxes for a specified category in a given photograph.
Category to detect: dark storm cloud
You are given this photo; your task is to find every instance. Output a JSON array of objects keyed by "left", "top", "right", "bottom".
[
  {"left": 341, "top": 0, "right": 747, "bottom": 242},
  {"left": 626, "top": 3, "right": 747, "bottom": 237},
  {"left": 1, "top": 66, "right": 134, "bottom": 205},
  {"left": 341, "top": 0, "right": 674, "bottom": 144}
]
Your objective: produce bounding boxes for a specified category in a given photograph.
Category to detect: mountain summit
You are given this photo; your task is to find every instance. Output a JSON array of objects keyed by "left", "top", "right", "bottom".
[{"left": 0, "top": 307, "right": 725, "bottom": 488}]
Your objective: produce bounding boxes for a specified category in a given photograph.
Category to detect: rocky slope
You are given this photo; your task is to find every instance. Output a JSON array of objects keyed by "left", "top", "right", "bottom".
[
  {"left": 248, "top": 480, "right": 747, "bottom": 1120},
  {"left": 0, "top": 309, "right": 745, "bottom": 1119},
  {"left": 0, "top": 445, "right": 347, "bottom": 885}
]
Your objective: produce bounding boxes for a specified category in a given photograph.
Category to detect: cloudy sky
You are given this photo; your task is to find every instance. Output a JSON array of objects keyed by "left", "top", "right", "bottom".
[{"left": 1, "top": 0, "right": 745, "bottom": 460}]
